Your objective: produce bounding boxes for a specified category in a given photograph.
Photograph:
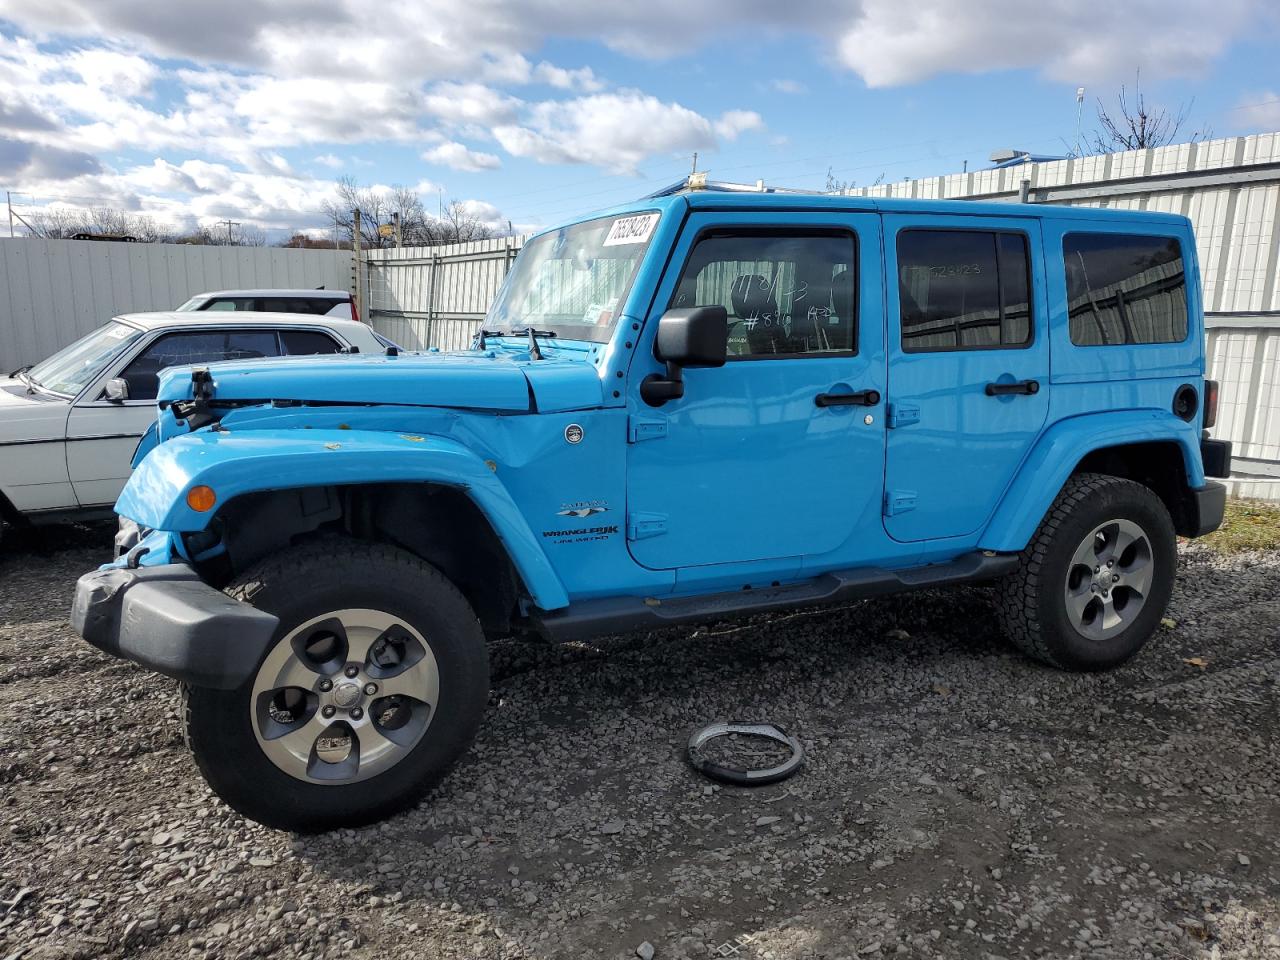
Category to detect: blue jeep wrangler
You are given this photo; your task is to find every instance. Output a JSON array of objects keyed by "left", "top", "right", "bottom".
[{"left": 73, "top": 187, "right": 1231, "bottom": 830}]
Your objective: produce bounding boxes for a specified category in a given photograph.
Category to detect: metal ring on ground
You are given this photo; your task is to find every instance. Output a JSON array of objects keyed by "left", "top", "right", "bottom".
[{"left": 687, "top": 722, "right": 804, "bottom": 786}]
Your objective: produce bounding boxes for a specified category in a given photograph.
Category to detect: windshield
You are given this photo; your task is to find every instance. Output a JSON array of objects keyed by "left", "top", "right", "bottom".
[
  {"left": 174, "top": 295, "right": 206, "bottom": 311},
  {"left": 485, "top": 212, "right": 659, "bottom": 343},
  {"left": 26, "top": 321, "right": 144, "bottom": 396}
]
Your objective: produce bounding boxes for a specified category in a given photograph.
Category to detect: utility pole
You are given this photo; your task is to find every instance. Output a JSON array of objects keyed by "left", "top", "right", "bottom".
[
  {"left": 392, "top": 211, "right": 402, "bottom": 248},
  {"left": 1075, "top": 86, "right": 1086, "bottom": 158},
  {"left": 217, "top": 218, "right": 240, "bottom": 245},
  {"left": 352, "top": 208, "right": 364, "bottom": 323},
  {"left": 691, "top": 152, "right": 698, "bottom": 174}
]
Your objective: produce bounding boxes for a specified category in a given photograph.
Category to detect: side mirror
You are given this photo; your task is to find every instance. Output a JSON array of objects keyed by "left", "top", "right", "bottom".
[
  {"left": 641, "top": 306, "right": 728, "bottom": 406},
  {"left": 103, "top": 378, "right": 130, "bottom": 402}
]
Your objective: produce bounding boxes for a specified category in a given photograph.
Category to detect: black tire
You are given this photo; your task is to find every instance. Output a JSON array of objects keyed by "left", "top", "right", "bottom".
[
  {"left": 183, "top": 539, "right": 489, "bottom": 832},
  {"left": 996, "top": 472, "right": 1176, "bottom": 671}
]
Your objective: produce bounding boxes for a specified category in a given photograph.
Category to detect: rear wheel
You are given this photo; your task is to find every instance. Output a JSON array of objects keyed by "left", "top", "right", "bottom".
[
  {"left": 183, "top": 540, "right": 488, "bottom": 831},
  {"left": 997, "top": 473, "right": 1176, "bottom": 671}
]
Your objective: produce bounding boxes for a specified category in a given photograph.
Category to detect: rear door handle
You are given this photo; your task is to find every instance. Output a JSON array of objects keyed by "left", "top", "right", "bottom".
[
  {"left": 984, "top": 379, "right": 1040, "bottom": 397},
  {"left": 815, "top": 389, "right": 881, "bottom": 408}
]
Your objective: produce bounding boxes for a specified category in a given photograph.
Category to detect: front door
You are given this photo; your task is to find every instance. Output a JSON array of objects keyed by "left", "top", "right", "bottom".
[
  {"left": 626, "top": 212, "right": 886, "bottom": 570},
  {"left": 882, "top": 215, "right": 1050, "bottom": 542}
]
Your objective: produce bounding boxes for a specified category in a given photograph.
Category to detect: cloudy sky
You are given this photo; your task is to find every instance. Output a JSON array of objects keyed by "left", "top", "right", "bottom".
[{"left": 1, "top": 1, "right": 1278, "bottom": 239}]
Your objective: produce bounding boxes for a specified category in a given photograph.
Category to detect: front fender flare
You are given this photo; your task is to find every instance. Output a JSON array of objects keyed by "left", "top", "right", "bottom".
[
  {"left": 980, "top": 409, "right": 1204, "bottom": 553},
  {"left": 116, "top": 429, "right": 570, "bottom": 611}
]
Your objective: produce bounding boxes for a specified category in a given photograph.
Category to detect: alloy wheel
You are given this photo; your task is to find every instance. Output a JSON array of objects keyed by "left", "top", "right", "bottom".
[
  {"left": 1063, "top": 518, "right": 1155, "bottom": 642},
  {"left": 250, "top": 609, "right": 439, "bottom": 784}
]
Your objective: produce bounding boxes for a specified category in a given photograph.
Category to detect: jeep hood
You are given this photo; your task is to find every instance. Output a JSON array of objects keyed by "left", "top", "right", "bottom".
[{"left": 155, "top": 350, "right": 604, "bottom": 413}]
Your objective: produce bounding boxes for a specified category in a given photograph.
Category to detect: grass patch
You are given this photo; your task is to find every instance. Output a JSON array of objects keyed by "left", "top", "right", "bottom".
[{"left": 1196, "top": 498, "right": 1280, "bottom": 554}]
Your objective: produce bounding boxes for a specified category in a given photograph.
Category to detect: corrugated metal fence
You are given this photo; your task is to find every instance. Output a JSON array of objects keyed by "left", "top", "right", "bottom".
[
  {"left": 0, "top": 238, "right": 353, "bottom": 373},
  {"left": 364, "top": 237, "right": 524, "bottom": 352}
]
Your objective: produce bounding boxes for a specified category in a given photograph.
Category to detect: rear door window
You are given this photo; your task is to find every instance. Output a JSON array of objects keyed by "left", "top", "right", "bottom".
[
  {"left": 897, "top": 230, "right": 1032, "bottom": 352},
  {"left": 1063, "top": 233, "right": 1187, "bottom": 345}
]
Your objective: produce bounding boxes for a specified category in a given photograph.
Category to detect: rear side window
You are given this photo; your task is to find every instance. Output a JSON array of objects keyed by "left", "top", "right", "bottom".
[
  {"left": 1063, "top": 233, "right": 1187, "bottom": 346},
  {"left": 897, "top": 230, "right": 1032, "bottom": 352},
  {"left": 261, "top": 297, "right": 342, "bottom": 315},
  {"left": 201, "top": 298, "right": 257, "bottom": 312},
  {"left": 280, "top": 330, "right": 342, "bottom": 355}
]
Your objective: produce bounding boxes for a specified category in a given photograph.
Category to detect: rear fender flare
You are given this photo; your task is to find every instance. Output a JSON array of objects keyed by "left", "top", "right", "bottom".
[
  {"left": 980, "top": 409, "right": 1203, "bottom": 553},
  {"left": 116, "top": 429, "right": 569, "bottom": 610}
]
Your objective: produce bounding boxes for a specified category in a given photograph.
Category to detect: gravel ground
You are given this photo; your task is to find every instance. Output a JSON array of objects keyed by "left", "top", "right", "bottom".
[{"left": 1, "top": 525, "right": 1278, "bottom": 960}]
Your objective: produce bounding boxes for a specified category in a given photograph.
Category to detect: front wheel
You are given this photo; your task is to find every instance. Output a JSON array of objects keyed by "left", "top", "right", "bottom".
[
  {"left": 996, "top": 473, "right": 1177, "bottom": 671},
  {"left": 183, "top": 541, "right": 489, "bottom": 831}
]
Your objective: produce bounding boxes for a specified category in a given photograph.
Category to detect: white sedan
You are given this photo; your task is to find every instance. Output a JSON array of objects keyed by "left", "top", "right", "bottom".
[{"left": 0, "top": 312, "right": 386, "bottom": 537}]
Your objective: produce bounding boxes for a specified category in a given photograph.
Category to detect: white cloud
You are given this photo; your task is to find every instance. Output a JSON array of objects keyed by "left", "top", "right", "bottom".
[
  {"left": 423, "top": 83, "right": 521, "bottom": 126},
  {"left": 770, "top": 79, "right": 807, "bottom": 95},
  {"left": 838, "top": 0, "right": 1266, "bottom": 88},
  {"left": 313, "top": 153, "right": 343, "bottom": 168},
  {"left": 532, "top": 62, "right": 603, "bottom": 92},
  {"left": 714, "top": 110, "right": 764, "bottom": 141},
  {"left": 495, "top": 92, "right": 760, "bottom": 173},
  {"left": 423, "top": 141, "right": 502, "bottom": 172}
]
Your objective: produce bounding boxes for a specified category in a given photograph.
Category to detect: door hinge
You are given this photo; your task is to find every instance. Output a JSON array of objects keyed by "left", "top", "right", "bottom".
[
  {"left": 886, "top": 403, "right": 920, "bottom": 429},
  {"left": 627, "top": 415, "right": 667, "bottom": 443},
  {"left": 627, "top": 512, "right": 668, "bottom": 541},
  {"left": 884, "top": 490, "right": 917, "bottom": 517}
]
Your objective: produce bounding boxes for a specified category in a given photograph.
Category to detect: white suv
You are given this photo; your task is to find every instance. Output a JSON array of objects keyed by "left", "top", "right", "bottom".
[{"left": 1, "top": 312, "right": 386, "bottom": 539}]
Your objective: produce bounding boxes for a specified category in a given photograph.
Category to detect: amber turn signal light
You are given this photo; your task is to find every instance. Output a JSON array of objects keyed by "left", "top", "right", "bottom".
[{"left": 186, "top": 485, "right": 217, "bottom": 512}]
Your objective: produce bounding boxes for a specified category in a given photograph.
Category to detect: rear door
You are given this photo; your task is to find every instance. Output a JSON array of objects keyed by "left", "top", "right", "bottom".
[
  {"left": 882, "top": 215, "right": 1049, "bottom": 542},
  {"left": 625, "top": 211, "right": 887, "bottom": 570},
  {"left": 65, "top": 327, "right": 283, "bottom": 507}
]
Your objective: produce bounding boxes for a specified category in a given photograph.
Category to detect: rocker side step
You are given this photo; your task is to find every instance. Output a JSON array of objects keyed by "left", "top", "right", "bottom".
[{"left": 529, "top": 550, "right": 1018, "bottom": 643}]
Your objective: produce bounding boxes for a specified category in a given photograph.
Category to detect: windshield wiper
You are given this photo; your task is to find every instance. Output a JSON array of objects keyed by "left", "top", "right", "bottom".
[
  {"left": 519, "top": 326, "right": 559, "bottom": 360},
  {"left": 476, "top": 327, "right": 557, "bottom": 358},
  {"left": 13, "top": 368, "right": 36, "bottom": 395}
]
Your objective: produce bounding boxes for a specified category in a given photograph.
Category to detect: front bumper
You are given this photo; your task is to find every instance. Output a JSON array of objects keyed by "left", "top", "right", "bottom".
[{"left": 72, "top": 564, "right": 278, "bottom": 690}]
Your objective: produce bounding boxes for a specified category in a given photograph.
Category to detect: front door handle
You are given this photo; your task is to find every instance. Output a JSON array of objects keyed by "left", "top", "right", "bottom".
[
  {"left": 984, "top": 379, "right": 1040, "bottom": 397},
  {"left": 815, "top": 389, "right": 881, "bottom": 408}
]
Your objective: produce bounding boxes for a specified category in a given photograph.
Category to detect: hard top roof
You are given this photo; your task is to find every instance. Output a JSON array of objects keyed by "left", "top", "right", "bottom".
[
  {"left": 191, "top": 289, "right": 351, "bottom": 299},
  {"left": 542, "top": 189, "right": 1189, "bottom": 237}
]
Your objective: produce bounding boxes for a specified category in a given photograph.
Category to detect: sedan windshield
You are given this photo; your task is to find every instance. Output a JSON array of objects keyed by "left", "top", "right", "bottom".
[
  {"left": 26, "top": 321, "right": 144, "bottom": 396},
  {"left": 485, "top": 212, "right": 659, "bottom": 343}
]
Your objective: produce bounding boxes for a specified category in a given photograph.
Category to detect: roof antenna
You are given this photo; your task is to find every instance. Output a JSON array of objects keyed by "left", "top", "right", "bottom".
[{"left": 526, "top": 327, "right": 542, "bottom": 361}]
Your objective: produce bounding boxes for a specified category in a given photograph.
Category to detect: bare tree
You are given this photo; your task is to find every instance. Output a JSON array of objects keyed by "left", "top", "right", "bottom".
[
  {"left": 438, "top": 200, "right": 496, "bottom": 242},
  {"left": 24, "top": 206, "right": 177, "bottom": 242},
  {"left": 169, "top": 223, "right": 268, "bottom": 246},
  {"left": 322, "top": 176, "right": 496, "bottom": 247},
  {"left": 1090, "top": 73, "right": 1212, "bottom": 153},
  {"left": 280, "top": 233, "right": 341, "bottom": 249}
]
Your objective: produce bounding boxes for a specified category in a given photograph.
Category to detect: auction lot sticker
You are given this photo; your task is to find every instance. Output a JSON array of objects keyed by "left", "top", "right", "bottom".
[{"left": 603, "top": 213, "right": 660, "bottom": 246}]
